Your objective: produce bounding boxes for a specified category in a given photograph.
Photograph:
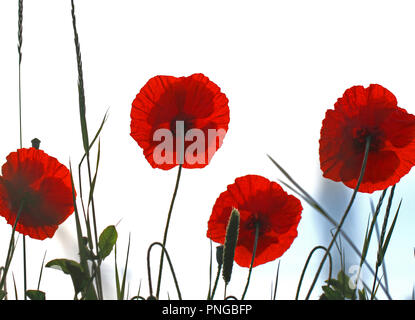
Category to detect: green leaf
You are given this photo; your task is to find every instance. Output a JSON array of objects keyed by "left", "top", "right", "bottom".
[
  {"left": 321, "top": 285, "right": 344, "bottom": 300},
  {"left": 98, "top": 225, "right": 118, "bottom": 260},
  {"left": 0, "top": 290, "right": 5, "bottom": 300},
  {"left": 45, "top": 259, "right": 88, "bottom": 295},
  {"left": 26, "top": 290, "right": 45, "bottom": 300},
  {"left": 358, "top": 288, "right": 367, "bottom": 300},
  {"left": 326, "top": 271, "right": 355, "bottom": 299},
  {"left": 320, "top": 270, "right": 357, "bottom": 300}
]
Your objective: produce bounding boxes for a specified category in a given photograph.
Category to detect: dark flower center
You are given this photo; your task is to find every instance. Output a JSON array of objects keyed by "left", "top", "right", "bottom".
[
  {"left": 352, "top": 127, "right": 384, "bottom": 153},
  {"left": 245, "top": 213, "right": 270, "bottom": 236},
  {"left": 4, "top": 179, "right": 41, "bottom": 214}
]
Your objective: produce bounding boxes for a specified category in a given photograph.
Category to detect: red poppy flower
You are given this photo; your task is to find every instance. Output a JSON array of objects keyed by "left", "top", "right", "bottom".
[
  {"left": 0, "top": 148, "right": 75, "bottom": 240},
  {"left": 319, "top": 84, "right": 415, "bottom": 193},
  {"left": 206, "top": 175, "right": 302, "bottom": 268},
  {"left": 130, "top": 73, "right": 230, "bottom": 170}
]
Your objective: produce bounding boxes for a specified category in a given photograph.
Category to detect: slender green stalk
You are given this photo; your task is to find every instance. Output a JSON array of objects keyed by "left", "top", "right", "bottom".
[
  {"left": 295, "top": 246, "right": 332, "bottom": 300},
  {"left": 272, "top": 260, "right": 281, "bottom": 300},
  {"left": 305, "top": 136, "right": 371, "bottom": 300},
  {"left": 18, "top": 0, "right": 23, "bottom": 148},
  {"left": 22, "top": 236, "right": 26, "bottom": 300},
  {"left": 147, "top": 242, "right": 182, "bottom": 300},
  {"left": 0, "top": 201, "right": 25, "bottom": 292},
  {"left": 17, "top": 0, "right": 27, "bottom": 301},
  {"left": 69, "top": 163, "right": 97, "bottom": 300},
  {"left": 370, "top": 186, "right": 399, "bottom": 300},
  {"left": 12, "top": 273, "right": 18, "bottom": 300},
  {"left": 241, "top": 223, "right": 260, "bottom": 300},
  {"left": 70, "top": 0, "right": 103, "bottom": 299},
  {"left": 207, "top": 240, "right": 213, "bottom": 299},
  {"left": 372, "top": 201, "right": 390, "bottom": 293},
  {"left": 37, "top": 251, "right": 47, "bottom": 291},
  {"left": 209, "top": 263, "right": 222, "bottom": 300},
  {"left": 156, "top": 164, "right": 183, "bottom": 298}
]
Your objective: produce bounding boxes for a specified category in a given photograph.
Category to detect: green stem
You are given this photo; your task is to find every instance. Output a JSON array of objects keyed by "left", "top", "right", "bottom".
[
  {"left": 209, "top": 263, "right": 222, "bottom": 300},
  {"left": 17, "top": 0, "right": 26, "bottom": 301},
  {"left": 305, "top": 136, "right": 371, "bottom": 300},
  {"left": 0, "top": 201, "right": 25, "bottom": 292},
  {"left": 295, "top": 246, "right": 332, "bottom": 300},
  {"left": 148, "top": 242, "right": 182, "bottom": 300},
  {"left": 156, "top": 164, "right": 183, "bottom": 298},
  {"left": 18, "top": 0, "right": 23, "bottom": 148},
  {"left": 207, "top": 240, "right": 212, "bottom": 299},
  {"left": 23, "top": 236, "right": 27, "bottom": 300},
  {"left": 241, "top": 223, "right": 260, "bottom": 300}
]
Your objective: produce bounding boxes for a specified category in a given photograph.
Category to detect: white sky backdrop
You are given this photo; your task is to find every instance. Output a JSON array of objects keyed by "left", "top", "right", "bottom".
[{"left": 0, "top": 0, "right": 414, "bottom": 300}]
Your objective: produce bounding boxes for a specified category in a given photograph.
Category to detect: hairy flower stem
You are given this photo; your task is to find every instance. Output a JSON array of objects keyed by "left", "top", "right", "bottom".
[
  {"left": 305, "top": 136, "right": 371, "bottom": 300},
  {"left": 156, "top": 164, "right": 183, "bottom": 298},
  {"left": 241, "top": 223, "right": 260, "bottom": 300}
]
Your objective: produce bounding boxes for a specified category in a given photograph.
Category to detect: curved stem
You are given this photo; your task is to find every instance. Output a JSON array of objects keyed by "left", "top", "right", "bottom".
[
  {"left": 295, "top": 245, "right": 332, "bottom": 300},
  {"left": 147, "top": 242, "right": 182, "bottom": 300},
  {"left": 156, "top": 164, "right": 183, "bottom": 298},
  {"left": 130, "top": 295, "right": 146, "bottom": 300},
  {"left": 241, "top": 223, "right": 260, "bottom": 300},
  {"left": 305, "top": 136, "right": 371, "bottom": 300}
]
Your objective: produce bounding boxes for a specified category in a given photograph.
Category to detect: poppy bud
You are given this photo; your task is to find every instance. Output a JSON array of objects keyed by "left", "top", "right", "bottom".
[
  {"left": 222, "top": 208, "right": 239, "bottom": 285},
  {"left": 31, "top": 138, "right": 41, "bottom": 149},
  {"left": 216, "top": 245, "right": 224, "bottom": 266}
]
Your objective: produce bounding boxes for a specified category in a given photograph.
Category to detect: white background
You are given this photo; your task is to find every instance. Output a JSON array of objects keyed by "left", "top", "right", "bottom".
[{"left": 0, "top": 0, "right": 414, "bottom": 300}]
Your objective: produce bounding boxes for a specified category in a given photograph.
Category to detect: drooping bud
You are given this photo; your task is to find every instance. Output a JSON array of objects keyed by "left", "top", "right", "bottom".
[{"left": 222, "top": 208, "right": 240, "bottom": 285}]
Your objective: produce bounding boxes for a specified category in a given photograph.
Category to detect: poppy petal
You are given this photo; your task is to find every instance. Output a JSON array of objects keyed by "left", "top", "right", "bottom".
[
  {"left": 0, "top": 148, "right": 75, "bottom": 240},
  {"left": 320, "top": 84, "right": 415, "bottom": 193},
  {"left": 207, "top": 175, "right": 302, "bottom": 268},
  {"left": 130, "top": 73, "right": 230, "bottom": 170}
]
